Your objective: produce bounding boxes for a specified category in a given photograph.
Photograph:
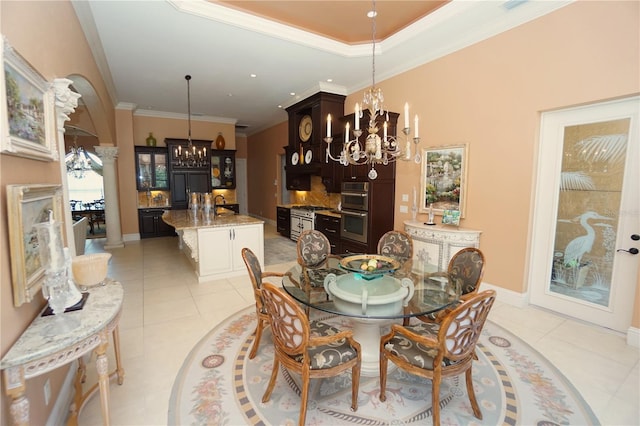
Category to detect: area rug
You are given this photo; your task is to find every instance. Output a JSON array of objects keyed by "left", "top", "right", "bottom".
[
  {"left": 168, "top": 307, "right": 599, "bottom": 425},
  {"left": 264, "top": 236, "right": 297, "bottom": 266}
]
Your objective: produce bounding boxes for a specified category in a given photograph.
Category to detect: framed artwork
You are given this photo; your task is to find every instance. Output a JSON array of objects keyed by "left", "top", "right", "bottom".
[
  {"left": 420, "top": 144, "right": 468, "bottom": 217},
  {"left": 442, "top": 209, "right": 461, "bottom": 226},
  {"left": 6, "top": 184, "right": 64, "bottom": 307},
  {"left": 1, "top": 37, "right": 57, "bottom": 161}
]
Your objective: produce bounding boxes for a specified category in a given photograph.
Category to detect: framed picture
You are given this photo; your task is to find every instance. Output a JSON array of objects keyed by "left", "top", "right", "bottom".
[
  {"left": 442, "top": 209, "right": 461, "bottom": 226},
  {"left": 6, "top": 184, "right": 64, "bottom": 307},
  {"left": 1, "top": 37, "right": 57, "bottom": 161},
  {"left": 420, "top": 144, "right": 468, "bottom": 217}
]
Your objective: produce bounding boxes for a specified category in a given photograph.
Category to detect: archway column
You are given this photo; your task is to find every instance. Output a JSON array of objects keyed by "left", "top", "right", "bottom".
[{"left": 95, "top": 145, "right": 124, "bottom": 249}]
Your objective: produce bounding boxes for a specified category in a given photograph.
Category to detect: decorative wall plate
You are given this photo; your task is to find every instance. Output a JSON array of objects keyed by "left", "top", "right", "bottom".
[
  {"left": 291, "top": 152, "right": 299, "bottom": 165},
  {"left": 305, "top": 149, "right": 312, "bottom": 164},
  {"left": 299, "top": 115, "right": 312, "bottom": 142}
]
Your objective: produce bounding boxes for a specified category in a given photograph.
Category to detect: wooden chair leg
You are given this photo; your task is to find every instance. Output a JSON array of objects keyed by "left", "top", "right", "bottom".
[
  {"left": 379, "top": 352, "right": 388, "bottom": 402},
  {"left": 432, "top": 375, "right": 441, "bottom": 426},
  {"left": 298, "top": 370, "right": 311, "bottom": 426},
  {"left": 262, "top": 358, "right": 279, "bottom": 403},
  {"left": 351, "top": 363, "right": 360, "bottom": 412},
  {"left": 465, "top": 367, "right": 482, "bottom": 419},
  {"left": 249, "top": 318, "right": 264, "bottom": 359}
]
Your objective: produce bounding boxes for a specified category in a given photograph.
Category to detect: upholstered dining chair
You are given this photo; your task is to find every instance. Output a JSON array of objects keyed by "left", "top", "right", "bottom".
[
  {"left": 411, "top": 247, "right": 486, "bottom": 325},
  {"left": 241, "top": 247, "right": 285, "bottom": 359},
  {"left": 260, "top": 282, "right": 361, "bottom": 426},
  {"left": 380, "top": 290, "right": 497, "bottom": 426},
  {"left": 377, "top": 230, "right": 414, "bottom": 276},
  {"left": 296, "top": 230, "right": 342, "bottom": 313}
]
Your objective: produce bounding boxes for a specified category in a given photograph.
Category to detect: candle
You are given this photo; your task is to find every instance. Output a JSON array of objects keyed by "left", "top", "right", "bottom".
[
  {"left": 354, "top": 103, "right": 360, "bottom": 130},
  {"left": 414, "top": 115, "right": 419, "bottom": 138},
  {"left": 192, "top": 145, "right": 196, "bottom": 155},
  {"left": 47, "top": 211, "right": 64, "bottom": 271},
  {"left": 174, "top": 148, "right": 178, "bottom": 157},
  {"left": 345, "top": 122, "right": 350, "bottom": 143},
  {"left": 326, "top": 114, "right": 331, "bottom": 138},
  {"left": 178, "top": 145, "right": 182, "bottom": 155},
  {"left": 404, "top": 103, "right": 409, "bottom": 128},
  {"left": 383, "top": 121, "right": 388, "bottom": 142},
  {"left": 203, "top": 147, "right": 206, "bottom": 156}
]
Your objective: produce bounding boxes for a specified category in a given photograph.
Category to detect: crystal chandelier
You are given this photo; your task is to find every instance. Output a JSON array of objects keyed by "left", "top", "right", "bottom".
[
  {"left": 172, "top": 75, "right": 208, "bottom": 168},
  {"left": 324, "top": 0, "right": 420, "bottom": 180},
  {"left": 66, "top": 134, "right": 92, "bottom": 179}
]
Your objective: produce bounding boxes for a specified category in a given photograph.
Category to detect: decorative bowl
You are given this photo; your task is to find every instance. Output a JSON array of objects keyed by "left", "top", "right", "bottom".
[{"left": 72, "top": 253, "right": 112, "bottom": 287}]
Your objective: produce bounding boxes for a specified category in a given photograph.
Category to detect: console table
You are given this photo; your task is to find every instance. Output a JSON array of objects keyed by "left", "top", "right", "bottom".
[
  {"left": 1, "top": 281, "right": 124, "bottom": 426},
  {"left": 404, "top": 220, "right": 481, "bottom": 270}
]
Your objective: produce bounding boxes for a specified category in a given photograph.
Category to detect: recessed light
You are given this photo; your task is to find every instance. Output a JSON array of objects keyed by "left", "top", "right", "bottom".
[
  {"left": 250, "top": 74, "right": 257, "bottom": 78},
  {"left": 278, "top": 105, "right": 283, "bottom": 109},
  {"left": 327, "top": 78, "right": 333, "bottom": 83},
  {"left": 228, "top": 93, "right": 233, "bottom": 97},
  {"left": 290, "top": 92, "right": 296, "bottom": 96},
  {"left": 367, "top": 10, "right": 377, "bottom": 18}
]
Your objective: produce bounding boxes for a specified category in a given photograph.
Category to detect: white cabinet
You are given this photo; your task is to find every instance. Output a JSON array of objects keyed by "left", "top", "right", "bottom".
[
  {"left": 196, "top": 223, "right": 264, "bottom": 281},
  {"left": 404, "top": 220, "right": 481, "bottom": 270}
]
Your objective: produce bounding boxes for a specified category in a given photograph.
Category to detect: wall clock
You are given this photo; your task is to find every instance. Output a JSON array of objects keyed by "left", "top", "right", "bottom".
[{"left": 299, "top": 115, "right": 312, "bottom": 142}]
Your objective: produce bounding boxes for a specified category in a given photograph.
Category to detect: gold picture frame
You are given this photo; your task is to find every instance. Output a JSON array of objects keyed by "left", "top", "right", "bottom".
[
  {"left": 1, "top": 36, "right": 58, "bottom": 161},
  {"left": 420, "top": 144, "right": 468, "bottom": 217},
  {"left": 7, "top": 184, "right": 64, "bottom": 306}
]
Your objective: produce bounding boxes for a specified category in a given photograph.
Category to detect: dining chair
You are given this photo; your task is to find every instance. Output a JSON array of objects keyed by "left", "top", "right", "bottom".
[
  {"left": 260, "top": 282, "right": 361, "bottom": 426},
  {"left": 296, "top": 230, "right": 342, "bottom": 313},
  {"left": 380, "top": 290, "right": 497, "bottom": 426},
  {"left": 241, "top": 247, "right": 285, "bottom": 359},
  {"left": 377, "top": 230, "right": 414, "bottom": 277},
  {"left": 411, "top": 247, "right": 486, "bottom": 325}
]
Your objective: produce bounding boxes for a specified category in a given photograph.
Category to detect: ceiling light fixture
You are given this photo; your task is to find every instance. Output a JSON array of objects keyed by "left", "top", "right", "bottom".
[
  {"left": 66, "top": 134, "right": 92, "bottom": 179},
  {"left": 324, "top": 0, "right": 420, "bottom": 180},
  {"left": 173, "top": 75, "right": 208, "bottom": 168}
]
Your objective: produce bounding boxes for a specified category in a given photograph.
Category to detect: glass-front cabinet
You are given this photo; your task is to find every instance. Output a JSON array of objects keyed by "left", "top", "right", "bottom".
[
  {"left": 211, "top": 150, "right": 236, "bottom": 189},
  {"left": 135, "top": 146, "right": 168, "bottom": 190}
]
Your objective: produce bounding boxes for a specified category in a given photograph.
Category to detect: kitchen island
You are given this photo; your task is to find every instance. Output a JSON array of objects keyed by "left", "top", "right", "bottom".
[{"left": 162, "top": 210, "right": 264, "bottom": 282}]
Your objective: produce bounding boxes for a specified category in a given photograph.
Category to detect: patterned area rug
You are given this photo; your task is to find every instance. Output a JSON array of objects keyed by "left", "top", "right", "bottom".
[
  {"left": 168, "top": 307, "right": 599, "bottom": 425},
  {"left": 264, "top": 236, "right": 297, "bottom": 266}
]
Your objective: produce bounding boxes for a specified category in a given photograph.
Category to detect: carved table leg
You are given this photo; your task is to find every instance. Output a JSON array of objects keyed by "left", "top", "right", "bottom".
[
  {"left": 67, "top": 357, "right": 88, "bottom": 426},
  {"left": 111, "top": 327, "right": 125, "bottom": 385},
  {"left": 3, "top": 367, "right": 29, "bottom": 426},
  {"left": 95, "top": 331, "right": 111, "bottom": 425}
]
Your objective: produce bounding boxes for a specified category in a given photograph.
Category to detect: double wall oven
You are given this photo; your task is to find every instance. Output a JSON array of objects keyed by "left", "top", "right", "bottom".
[{"left": 340, "top": 182, "right": 369, "bottom": 244}]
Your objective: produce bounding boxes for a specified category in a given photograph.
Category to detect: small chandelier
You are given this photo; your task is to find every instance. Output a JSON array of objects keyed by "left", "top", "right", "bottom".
[
  {"left": 324, "top": 0, "right": 420, "bottom": 180},
  {"left": 66, "top": 134, "right": 92, "bottom": 179},
  {"left": 172, "top": 75, "right": 208, "bottom": 168}
]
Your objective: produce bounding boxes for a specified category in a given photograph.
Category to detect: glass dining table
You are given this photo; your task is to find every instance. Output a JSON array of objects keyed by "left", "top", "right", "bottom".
[{"left": 282, "top": 255, "right": 461, "bottom": 376}]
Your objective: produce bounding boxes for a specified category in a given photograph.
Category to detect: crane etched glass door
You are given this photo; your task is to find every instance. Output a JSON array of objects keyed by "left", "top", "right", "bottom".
[{"left": 529, "top": 97, "right": 639, "bottom": 332}]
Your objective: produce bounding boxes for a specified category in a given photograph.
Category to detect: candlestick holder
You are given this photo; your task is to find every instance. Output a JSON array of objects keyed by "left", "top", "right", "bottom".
[{"left": 426, "top": 204, "right": 436, "bottom": 226}]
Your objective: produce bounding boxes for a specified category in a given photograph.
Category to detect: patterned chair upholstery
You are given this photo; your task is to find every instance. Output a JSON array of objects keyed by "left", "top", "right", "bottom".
[
  {"left": 296, "top": 230, "right": 342, "bottom": 312},
  {"left": 377, "top": 230, "right": 413, "bottom": 262},
  {"left": 380, "top": 290, "right": 496, "bottom": 426},
  {"left": 241, "top": 248, "right": 284, "bottom": 359},
  {"left": 260, "top": 282, "right": 361, "bottom": 426}
]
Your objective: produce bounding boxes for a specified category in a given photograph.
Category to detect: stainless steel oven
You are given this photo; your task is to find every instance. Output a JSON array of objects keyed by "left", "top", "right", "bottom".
[
  {"left": 340, "top": 182, "right": 369, "bottom": 244},
  {"left": 340, "top": 182, "right": 369, "bottom": 211}
]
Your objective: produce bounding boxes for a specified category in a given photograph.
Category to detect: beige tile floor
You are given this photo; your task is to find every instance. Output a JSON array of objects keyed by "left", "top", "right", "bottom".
[{"left": 77, "top": 224, "right": 639, "bottom": 425}]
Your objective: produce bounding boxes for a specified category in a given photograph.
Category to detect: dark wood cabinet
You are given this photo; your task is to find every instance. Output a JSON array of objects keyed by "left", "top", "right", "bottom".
[
  {"left": 139, "top": 208, "right": 175, "bottom": 238},
  {"left": 135, "top": 146, "right": 168, "bottom": 190},
  {"left": 211, "top": 150, "right": 236, "bottom": 189},
  {"left": 170, "top": 171, "right": 210, "bottom": 210},
  {"left": 277, "top": 206, "right": 291, "bottom": 237},
  {"left": 315, "top": 213, "right": 341, "bottom": 254},
  {"left": 285, "top": 92, "right": 346, "bottom": 193},
  {"left": 340, "top": 239, "right": 368, "bottom": 256},
  {"left": 166, "top": 139, "right": 212, "bottom": 210}
]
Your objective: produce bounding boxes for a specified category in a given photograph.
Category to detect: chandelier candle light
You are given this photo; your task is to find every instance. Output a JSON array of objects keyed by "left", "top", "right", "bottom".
[
  {"left": 324, "top": 0, "right": 420, "bottom": 180},
  {"left": 173, "top": 75, "right": 209, "bottom": 168}
]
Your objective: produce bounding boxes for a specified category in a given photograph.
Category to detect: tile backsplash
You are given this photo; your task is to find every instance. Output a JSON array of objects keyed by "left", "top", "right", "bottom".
[{"left": 291, "top": 176, "right": 340, "bottom": 208}]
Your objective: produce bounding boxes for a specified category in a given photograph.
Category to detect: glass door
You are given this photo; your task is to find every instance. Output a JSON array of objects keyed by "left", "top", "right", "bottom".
[{"left": 529, "top": 97, "right": 639, "bottom": 332}]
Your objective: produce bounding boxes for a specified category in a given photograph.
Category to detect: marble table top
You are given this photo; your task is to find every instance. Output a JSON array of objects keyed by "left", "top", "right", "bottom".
[
  {"left": 0, "top": 280, "right": 124, "bottom": 370},
  {"left": 162, "top": 209, "right": 263, "bottom": 231}
]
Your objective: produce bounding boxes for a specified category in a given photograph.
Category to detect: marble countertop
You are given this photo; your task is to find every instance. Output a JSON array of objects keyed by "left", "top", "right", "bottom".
[
  {"left": 0, "top": 280, "right": 124, "bottom": 370},
  {"left": 162, "top": 209, "right": 263, "bottom": 230}
]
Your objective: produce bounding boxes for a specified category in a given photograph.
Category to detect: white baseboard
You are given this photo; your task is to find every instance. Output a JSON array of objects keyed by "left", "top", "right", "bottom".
[
  {"left": 479, "top": 281, "right": 528, "bottom": 308},
  {"left": 46, "top": 361, "right": 77, "bottom": 426},
  {"left": 123, "top": 233, "right": 140, "bottom": 242},
  {"left": 627, "top": 326, "right": 640, "bottom": 348}
]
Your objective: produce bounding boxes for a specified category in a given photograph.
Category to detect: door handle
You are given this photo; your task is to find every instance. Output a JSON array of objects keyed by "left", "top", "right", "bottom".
[{"left": 617, "top": 248, "right": 639, "bottom": 255}]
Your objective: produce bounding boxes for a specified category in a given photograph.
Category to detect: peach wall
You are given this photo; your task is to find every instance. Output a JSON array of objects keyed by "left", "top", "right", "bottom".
[
  {"left": 247, "top": 1, "right": 639, "bottom": 327},
  {"left": 1, "top": 1, "right": 116, "bottom": 424},
  {"left": 246, "top": 121, "right": 288, "bottom": 217}
]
